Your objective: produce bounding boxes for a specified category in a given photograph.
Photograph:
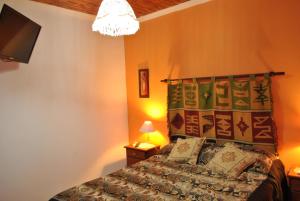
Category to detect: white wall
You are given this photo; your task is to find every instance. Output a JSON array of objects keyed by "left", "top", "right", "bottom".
[{"left": 0, "top": 1, "right": 128, "bottom": 200}]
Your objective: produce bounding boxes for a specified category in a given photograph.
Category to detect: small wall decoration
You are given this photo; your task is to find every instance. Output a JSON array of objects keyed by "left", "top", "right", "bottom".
[{"left": 139, "top": 68, "right": 149, "bottom": 98}]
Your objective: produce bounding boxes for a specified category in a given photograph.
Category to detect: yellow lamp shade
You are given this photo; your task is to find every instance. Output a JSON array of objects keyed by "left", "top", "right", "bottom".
[{"left": 139, "top": 121, "right": 155, "bottom": 133}]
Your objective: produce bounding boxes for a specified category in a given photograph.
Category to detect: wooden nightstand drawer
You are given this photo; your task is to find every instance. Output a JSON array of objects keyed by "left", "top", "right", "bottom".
[
  {"left": 290, "top": 177, "right": 300, "bottom": 191},
  {"left": 124, "top": 145, "right": 160, "bottom": 166},
  {"left": 126, "top": 148, "right": 146, "bottom": 159},
  {"left": 291, "top": 191, "right": 300, "bottom": 201},
  {"left": 127, "top": 157, "right": 141, "bottom": 166},
  {"left": 288, "top": 168, "right": 300, "bottom": 201}
]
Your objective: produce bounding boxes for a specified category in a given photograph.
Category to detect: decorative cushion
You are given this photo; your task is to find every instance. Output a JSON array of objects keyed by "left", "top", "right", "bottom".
[
  {"left": 246, "top": 153, "right": 275, "bottom": 174},
  {"left": 197, "top": 143, "right": 223, "bottom": 165},
  {"left": 207, "top": 143, "right": 257, "bottom": 177},
  {"left": 234, "top": 142, "right": 275, "bottom": 174},
  {"left": 253, "top": 154, "right": 274, "bottom": 174},
  {"left": 168, "top": 137, "right": 206, "bottom": 165}
]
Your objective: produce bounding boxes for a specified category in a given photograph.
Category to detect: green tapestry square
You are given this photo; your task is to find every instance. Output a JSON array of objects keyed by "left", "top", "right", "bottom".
[
  {"left": 168, "top": 84, "right": 184, "bottom": 109},
  {"left": 215, "top": 80, "right": 232, "bottom": 110},
  {"left": 250, "top": 78, "right": 272, "bottom": 110},
  {"left": 183, "top": 83, "right": 199, "bottom": 109},
  {"left": 231, "top": 79, "right": 250, "bottom": 110},
  {"left": 199, "top": 81, "right": 214, "bottom": 109}
]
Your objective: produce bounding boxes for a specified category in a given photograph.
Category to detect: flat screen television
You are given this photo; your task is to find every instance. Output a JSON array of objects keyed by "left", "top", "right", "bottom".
[{"left": 0, "top": 4, "right": 41, "bottom": 64}]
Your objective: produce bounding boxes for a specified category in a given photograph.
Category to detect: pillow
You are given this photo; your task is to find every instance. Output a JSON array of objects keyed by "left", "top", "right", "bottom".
[
  {"left": 233, "top": 142, "right": 276, "bottom": 174},
  {"left": 246, "top": 153, "right": 275, "bottom": 174},
  {"left": 207, "top": 143, "right": 257, "bottom": 177},
  {"left": 168, "top": 137, "right": 206, "bottom": 165},
  {"left": 197, "top": 143, "right": 223, "bottom": 165},
  {"left": 254, "top": 154, "right": 274, "bottom": 173}
]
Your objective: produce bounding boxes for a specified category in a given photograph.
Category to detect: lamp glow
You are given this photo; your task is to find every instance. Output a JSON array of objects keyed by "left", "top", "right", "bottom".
[
  {"left": 92, "top": 0, "right": 139, "bottom": 37},
  {"left": 145, "top": 103, "right": 165, "bottom": 119}
]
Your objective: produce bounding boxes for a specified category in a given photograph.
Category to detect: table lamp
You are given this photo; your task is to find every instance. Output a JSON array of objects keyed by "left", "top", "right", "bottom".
[
  {"left": 294, "top": 167, "right": 300, "bottom": 175},
  {"left": 134, "top": 121, "right": 155, "bottom": 149}
]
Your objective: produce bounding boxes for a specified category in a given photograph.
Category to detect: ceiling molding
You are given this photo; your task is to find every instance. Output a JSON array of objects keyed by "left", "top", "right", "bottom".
[
  {"left": 138, "top": 0, "right": 211, "bottom": 22},
  {"left": 31, "top": 0, "right": 192, "bottom": 17}
]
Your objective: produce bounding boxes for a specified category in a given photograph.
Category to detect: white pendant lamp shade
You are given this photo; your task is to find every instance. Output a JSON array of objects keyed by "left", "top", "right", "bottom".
[{"left": 92, "top": 0, "right": 140, "bottom": 37}]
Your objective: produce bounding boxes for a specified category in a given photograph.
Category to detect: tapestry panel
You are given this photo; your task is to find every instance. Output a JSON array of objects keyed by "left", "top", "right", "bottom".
[{"left": 167, "top": 75, "right": 275, "bottom": 146}]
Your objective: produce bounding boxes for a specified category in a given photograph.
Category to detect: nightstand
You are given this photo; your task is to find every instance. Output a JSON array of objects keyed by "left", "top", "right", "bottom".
[
  {"left": 124, "top": 145, "right": 160, "bottom": 166},
  {"left": 288, "top": 168, "right": 300, "bottom": 201}
]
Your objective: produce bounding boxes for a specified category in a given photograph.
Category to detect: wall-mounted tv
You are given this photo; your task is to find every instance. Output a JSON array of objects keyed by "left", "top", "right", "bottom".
[{"left": 0, "top": 4, "right": 41, "bottom": 64}]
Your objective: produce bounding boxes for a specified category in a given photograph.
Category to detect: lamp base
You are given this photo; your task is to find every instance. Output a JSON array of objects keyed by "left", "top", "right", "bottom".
[{"left": 134, "top": 142, "right": 155, "bottom": 149}]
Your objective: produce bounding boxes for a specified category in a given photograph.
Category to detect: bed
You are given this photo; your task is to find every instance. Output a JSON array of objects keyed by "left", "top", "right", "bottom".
[
  {"left": 50, "top": 73, "right": 289, "bottom": 201},
  {"left": 49, "top": 138, "right": 289, "bottom": 201}
]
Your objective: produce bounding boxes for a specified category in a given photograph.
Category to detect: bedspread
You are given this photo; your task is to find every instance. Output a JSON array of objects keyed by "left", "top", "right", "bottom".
[
  {"left": 50, "top": 154, "right": 280, "bottom": 201},
  {"left": 248, "top": 159, "right": 289, "bottom": 201}
]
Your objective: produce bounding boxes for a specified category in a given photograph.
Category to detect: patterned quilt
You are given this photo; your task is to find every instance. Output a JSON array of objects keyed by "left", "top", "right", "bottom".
[{"left": 50, "top": 155, "right": 268, "bottom": 201}]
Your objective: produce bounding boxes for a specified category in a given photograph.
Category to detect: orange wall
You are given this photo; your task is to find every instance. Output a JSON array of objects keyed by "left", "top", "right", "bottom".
[{"left": 124, "top": 0, "right": 300, "bottom": 170}]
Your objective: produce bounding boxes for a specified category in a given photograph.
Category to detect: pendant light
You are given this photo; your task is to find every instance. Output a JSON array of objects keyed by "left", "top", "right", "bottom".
[{"left": 92, "top": 0, "right": 139, "bottom": 37}]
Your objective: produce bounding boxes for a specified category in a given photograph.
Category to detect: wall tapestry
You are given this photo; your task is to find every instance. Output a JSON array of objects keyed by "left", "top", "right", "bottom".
[{"left": 167, "top": 74, "right": 276, "bottom": 147}]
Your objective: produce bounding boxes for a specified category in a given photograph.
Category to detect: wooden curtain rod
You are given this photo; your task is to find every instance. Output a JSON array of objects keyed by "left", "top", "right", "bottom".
[{"left": 160, "top": 71, "right": 285, "bottom": 83}]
